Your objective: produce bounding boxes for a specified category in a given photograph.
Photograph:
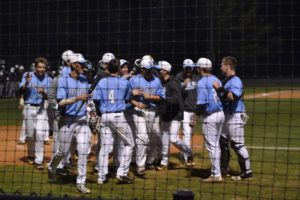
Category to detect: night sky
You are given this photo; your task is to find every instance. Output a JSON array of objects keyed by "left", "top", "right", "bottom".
[{"left": 0, "top": 0, "right": 299, "bottom": 78}]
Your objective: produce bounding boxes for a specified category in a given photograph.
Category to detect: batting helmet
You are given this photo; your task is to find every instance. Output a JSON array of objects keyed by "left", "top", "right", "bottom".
[{"left": 196, "top": 58, "right": 212, "bottom": 69}]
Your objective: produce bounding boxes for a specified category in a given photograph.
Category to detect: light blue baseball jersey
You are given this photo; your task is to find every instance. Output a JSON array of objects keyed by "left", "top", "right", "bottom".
[
  {"left": 57, "top": 74, "right": 90, "bottom": 116},
  {"left": 197, "top": 75, "right": 223, "bottom": 114},
  {"left": 19, "top": 72, "right": 52, "bottom": 104},
  {"left": 61, "top": 66, "right": 71, "bottom": 76},
  {"left": 129, "top": 74, "right": 165, "bottom": 109},
  {"left": 93, "top": 76, "right": 131, "bottom": 113},
  {"left": 223, "top": 76, "right": 245, "bottom": 113}
]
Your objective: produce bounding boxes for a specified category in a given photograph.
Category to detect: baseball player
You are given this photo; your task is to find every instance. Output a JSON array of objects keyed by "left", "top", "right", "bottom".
[
  {"left": 213, "top": 56, "right": 253, "bottom": 180},
  {"left": 129, "top": 59, "right": 165, "bottom": 175},
  {"left": 19, "top": 57, "right": 52, "bottom": 169},
  {"left": 195, "top": 58, "right": 225, "bottom": 182},
  {"left": 158, "top": 61, "right": 194, "bottom": 170},
  {"left": 47, "top": 53, "right": 92, "bottom": 194},
  {"left": 47, "top": 50, "right": 75, "bottom": 174},
  {"left": 176, "top": 59, "right": 200, "bottom": 166},
  {"left": 93, "top": 52, "right": 116, "bottom": 175},
  {"left": 93, "top": 58, "right": 135, "bottom": 184}
]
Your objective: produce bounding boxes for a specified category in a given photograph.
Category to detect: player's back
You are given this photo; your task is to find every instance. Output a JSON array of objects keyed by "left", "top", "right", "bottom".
[{"left": 97, "top": 76, "right": 130, "bottom": 113}]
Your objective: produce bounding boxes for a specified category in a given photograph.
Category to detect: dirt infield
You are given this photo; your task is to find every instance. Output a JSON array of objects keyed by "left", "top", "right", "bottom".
[
  {"left": 0, "top": 126, "right": 204, "bottom": 166},
  {"left": 244, "top": 90, "right": 300, "bottom": 99}
]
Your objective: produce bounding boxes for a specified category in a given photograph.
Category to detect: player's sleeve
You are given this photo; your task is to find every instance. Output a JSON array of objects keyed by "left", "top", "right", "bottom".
[
  {"left": 57, "top": 77, "right": 67, "bottom": 100},
  {"left": 19, "top": 75, "right": 27, "bottom": 89},
  {"left": 156, "top": 79, "right": 166, "bottom": 99},
  {"left": 92, "top": 83, "right": 101, "bottom": 101},
  {"left": 124, "top": 80, "right": 131, "bottom": 101},
  {"left": 196, "top": 80, "right": 208, "bottom": 105},
  {"left": 229, "top": 77, "right": 243, "bottom": 98}
]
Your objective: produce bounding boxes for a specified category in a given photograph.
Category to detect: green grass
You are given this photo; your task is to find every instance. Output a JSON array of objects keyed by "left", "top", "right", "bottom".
[
  {"left": 0, "top": 99, "right": 23, "bottom": 126},
  {"left": 0, "top": 88, "right": 299, "bottom": 199}
]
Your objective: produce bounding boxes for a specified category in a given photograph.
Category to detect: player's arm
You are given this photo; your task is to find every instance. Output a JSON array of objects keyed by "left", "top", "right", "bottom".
[
  {"left": 19, "top": 72, "right": 31, "bottom": 93},
  {"left": 212, "top": 81, "right": 237, "bottom": 102},
  {"left": 58, "top": 94, "right": 91, "bottom": 106},
  {"left": 195, "top": 80, "right": 208, "bottom": 116}
]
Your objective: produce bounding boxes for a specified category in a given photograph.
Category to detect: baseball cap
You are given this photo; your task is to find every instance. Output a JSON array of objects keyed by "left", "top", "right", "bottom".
[
  {"left": 101, "top": 52, "right": 115, "bottom": 63},
  {"left": 69, "top": 53, "right": 87, "bottom": 64},
  {"left": 196, "top": 58, "right": 212, "bottom": 68},
  {"left": 183, "top": 59, "right": 195, "bottom": 68},
  {"left": 120, "top": 59, "right": 129, "bottom": 67},
  {"left": 61, "top": 50, "right": 74, "bottom": 62},
  {"left": 19, "top": 65, "right": 24, "bottom": 70},
  {"left": 158, "top": 61, "right": 172, "bottom": 72},
  {"left": 140, "top": 59, "right": 153, "bottom": 69}
]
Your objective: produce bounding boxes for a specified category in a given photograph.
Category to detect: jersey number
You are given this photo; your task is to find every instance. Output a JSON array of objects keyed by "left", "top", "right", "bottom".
[{"left": 108, "top": 90, "right": 115, "bottom": 104}]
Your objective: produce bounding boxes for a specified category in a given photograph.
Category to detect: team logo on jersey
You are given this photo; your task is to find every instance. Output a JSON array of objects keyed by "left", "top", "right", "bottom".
[{"left": 185, "top": 81, "right": 197, "bottom": 90}]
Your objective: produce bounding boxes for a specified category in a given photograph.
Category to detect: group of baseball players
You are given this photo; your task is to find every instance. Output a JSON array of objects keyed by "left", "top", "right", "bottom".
[{"left": 18, "top": 50, "right": 252, "bottom": 194}]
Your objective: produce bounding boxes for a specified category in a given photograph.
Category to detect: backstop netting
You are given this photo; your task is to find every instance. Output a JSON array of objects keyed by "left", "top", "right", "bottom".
[{"left": 0, "top": 0, "right": 299, "bottom": 199}]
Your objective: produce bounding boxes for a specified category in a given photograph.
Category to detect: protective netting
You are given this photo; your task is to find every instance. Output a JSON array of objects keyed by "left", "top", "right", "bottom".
[{"left": 0, "top": 0, "right": 299, "bottom": 199}]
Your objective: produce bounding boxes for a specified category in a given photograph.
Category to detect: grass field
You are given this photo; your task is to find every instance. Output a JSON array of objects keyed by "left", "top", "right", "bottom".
[{"left": 0, "top": 87, "right": 299, "bottom": 199}]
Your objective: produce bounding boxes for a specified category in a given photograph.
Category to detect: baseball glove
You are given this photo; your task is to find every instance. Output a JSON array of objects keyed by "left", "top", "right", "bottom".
[{"left": 89, "top": 115, "right": 101, "bottom": 135}]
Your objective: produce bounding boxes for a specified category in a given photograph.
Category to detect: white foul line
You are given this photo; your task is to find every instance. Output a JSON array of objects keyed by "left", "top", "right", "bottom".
[{"left": 248, "top": 146, "right": 300, "bottom": 151}]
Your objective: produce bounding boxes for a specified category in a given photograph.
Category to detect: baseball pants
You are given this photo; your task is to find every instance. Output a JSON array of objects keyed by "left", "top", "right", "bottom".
[
  {"left": 161, "top": 120, "right": 193, "bottom": 166},
  {"left": 181, "top": 111, "right": 195, "bottom": 162},
  {"left": 24, "top": 104, "right": 49, "bottom": 165},
  {"left": 222, "top": 113, "right": 251, "bottom": 174},
  {"left": 98, "top": 112, "right": 134, "bottom": 180},
  {"left": 133, "top": 108, "right": 161, "bottom": 167},
  {"left": 49, "top": 116, "right": 91, "bottom": 185},
  {"left": 202, "top": 111, "right": 225, "bottom": 177}
]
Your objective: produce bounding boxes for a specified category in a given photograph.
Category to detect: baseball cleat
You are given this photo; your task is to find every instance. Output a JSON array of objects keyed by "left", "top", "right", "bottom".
[
  {"left": 185, "top": 156, "right": 195, "bottom": 168},
  {"left": 156, "top": 164, "right": 168, "bottom": 171},
  {"left": 47, "top": 166, "right": 57, "bottom": 183},
  {"left": 97, "top": 175, "right": 107, "bottom": 185},
  {"left": 17, "top": 140, "right": 25, "bottom": 145},
  {"left": 27, "top": 157, "right": 34, "bottom": 165},
  {"left": 56, "top": 168, "right": 68, "bottom": 176},
  {"left": 35, "top": 164, "right": 44, "bottom": 170},
  {"left": 201, "top": 176, "right": 223, "bottom": 183},
  {"left": 76, "top": 184, "right": 91, "bottom": 194},
  {"left": 116, "top": 175, "right": 134, "bottom": 184},
  {"left": 231, "top": 172, "right": 253, "bottom": 181},
  {"left": 145, "top": 163, "right": 155, "bottom": 170},
  {"left": 136, "top": 166, "right": 146, "bottom": 176}
]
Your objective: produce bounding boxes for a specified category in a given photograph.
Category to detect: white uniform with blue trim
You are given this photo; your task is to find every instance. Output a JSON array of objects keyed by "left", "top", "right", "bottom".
[
  {"left": 197, "top": 75, "right": 225, "bottom": 177},
  {"left": 93, "top": 76, "right": 134, "bottom": 182},
  {"left": 48, "top": 73, "right": 91, "bottom": 185},
  {"left": 129, "top": 74, "right": 165, "bottom": 168},
  {"left": 221, "top": 76, "right": 252, "bottom": 175},
  {"left": 19, "top": 72, "right": 52, "bottom": 165}
]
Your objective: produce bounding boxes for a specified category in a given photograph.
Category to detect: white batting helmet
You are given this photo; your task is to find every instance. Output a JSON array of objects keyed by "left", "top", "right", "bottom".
[
  {"left": 158, "top": 61, "right": 172, "bottom": 72},
  {"left": 140, "top": 59, "right": 154, "bottom": 69},
  {"left": 101, "top": 52, "right": 115, "bottom": 63},
  {"left": 183, "top": 59, "right": 195, "bottom": 68},
  {"left": 196, "top": 58, "right": 212, "bottom": 68},
  {"left": 142, "top": 55, "right": 154, "bottom": 63},
  {"left": 61, "top": 50, "right": 74, "bottom": 63}
]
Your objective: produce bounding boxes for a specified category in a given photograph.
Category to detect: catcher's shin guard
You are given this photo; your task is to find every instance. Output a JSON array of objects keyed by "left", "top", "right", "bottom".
[{"left": 220, "top": 136, "right": 230, "bottom": 174}]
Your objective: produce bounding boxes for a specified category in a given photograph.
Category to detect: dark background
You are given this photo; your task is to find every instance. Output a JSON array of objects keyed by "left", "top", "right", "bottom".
[{"left": 0, "top": 0, "right": 299, "bottom": 78}]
